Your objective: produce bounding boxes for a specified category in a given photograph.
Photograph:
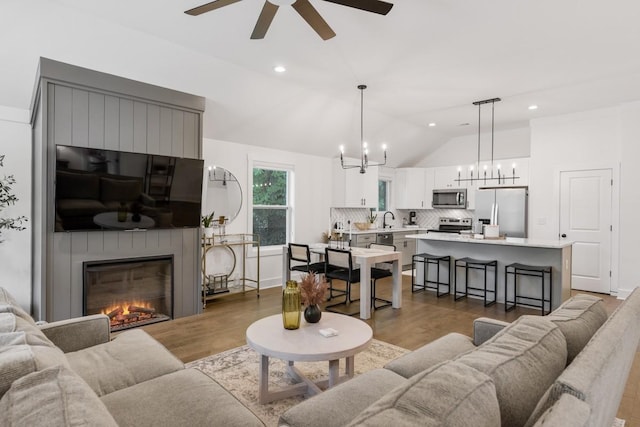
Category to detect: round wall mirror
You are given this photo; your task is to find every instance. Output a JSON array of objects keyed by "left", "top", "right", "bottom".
[{"left": 204, "top": 166, "right": 242, "bottom": 224}]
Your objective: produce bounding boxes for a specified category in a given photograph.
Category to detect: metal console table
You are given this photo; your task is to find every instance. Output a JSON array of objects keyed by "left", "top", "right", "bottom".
[{"left": 201, "top": 233, "right": 260, "bottom": 308}]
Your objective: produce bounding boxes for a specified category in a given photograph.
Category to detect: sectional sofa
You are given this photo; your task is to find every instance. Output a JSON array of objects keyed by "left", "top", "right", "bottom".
[
  {"left": 280, "top": 289, "right": 640, "bottom": 427},
  {"left": 0, "top": 287, "right": 264, "bottom": 426}
]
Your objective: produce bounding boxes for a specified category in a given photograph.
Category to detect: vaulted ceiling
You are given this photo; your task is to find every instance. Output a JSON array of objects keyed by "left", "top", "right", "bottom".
[{"left": 3, "top": 0, "right": 640, "bottom": 166}]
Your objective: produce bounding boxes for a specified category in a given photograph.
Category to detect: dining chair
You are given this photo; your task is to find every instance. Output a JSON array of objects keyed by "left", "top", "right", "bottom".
[
  {"left": 368, "top": 243, "right": 395, "bottom": 310},
  {"left": 324, "top": 248, "right": 360, "bottom": 315},
  {"left": 287, "top": 243, "right": 326, "bottom": 275}
]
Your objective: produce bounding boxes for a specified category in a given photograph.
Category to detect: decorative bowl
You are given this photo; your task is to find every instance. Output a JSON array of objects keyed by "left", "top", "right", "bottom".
[{"left": 354, "top": 222, "right": 371, "bottom": 230}]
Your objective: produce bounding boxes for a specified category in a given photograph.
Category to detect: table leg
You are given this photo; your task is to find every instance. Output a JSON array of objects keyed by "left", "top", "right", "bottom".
[
  {"left": 392, "top": 258, "right": 402, "bottom": 309},
  {"left": 359, "top": 259, "right": 372, "bottom": 320},
  {"left": 258, "top": 354, "right": 269, "bottom": 404},
  {"left": 281, "top": 246, "right": 291, "bottom": 287},
  {"left": 345, "top": 356, "right": 355, "bottom": 378},
  {"left": 328, "top": 359, "right": 340, "bottom": 387}
]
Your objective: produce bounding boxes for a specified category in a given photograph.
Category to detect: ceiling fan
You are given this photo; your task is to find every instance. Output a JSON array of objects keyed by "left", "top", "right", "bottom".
[{"left": 184, "top": 0, "right": 394, "bottom": 40}]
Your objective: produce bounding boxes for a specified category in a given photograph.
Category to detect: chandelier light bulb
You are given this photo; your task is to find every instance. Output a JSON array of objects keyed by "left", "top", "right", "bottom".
[
  {"left": 469, "top": 165, "right": 474, "bottom": 171},
  {"left": 382, "top": 143, "right": 387, "bottom": 150},
  {"left": 339, "top": 145, "right": 344, "bottom": 154}
]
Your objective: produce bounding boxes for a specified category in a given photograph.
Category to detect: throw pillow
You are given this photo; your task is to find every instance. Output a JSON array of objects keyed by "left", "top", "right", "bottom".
[
  {"left": 347, "top": 361, "right": 501, "bottom": 427},
  {"left": 0, "top": 366, "right": 118, "bottom": 427},
  {"left": 455, "top": 315, "right": 567, "bottom": 427}
]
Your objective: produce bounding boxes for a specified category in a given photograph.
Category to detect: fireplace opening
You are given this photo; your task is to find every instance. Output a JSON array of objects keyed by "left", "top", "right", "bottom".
[{"left": 83, "top": 256, "right": 173, "bottom": 332}]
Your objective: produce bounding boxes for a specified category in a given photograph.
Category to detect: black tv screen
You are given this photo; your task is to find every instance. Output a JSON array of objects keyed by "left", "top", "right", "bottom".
[{"left": 54, "top": 145, "right": 204, "bottom": 232}]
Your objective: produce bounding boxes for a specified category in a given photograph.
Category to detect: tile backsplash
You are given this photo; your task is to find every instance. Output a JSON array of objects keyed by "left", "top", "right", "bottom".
[{"left": 330, "top": 208, "right": 472, "bottom": 231}]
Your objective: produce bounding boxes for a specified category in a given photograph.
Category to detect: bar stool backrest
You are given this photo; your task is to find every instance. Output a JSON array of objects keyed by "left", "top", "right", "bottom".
[{"left": 369, "top": 243, "right": 396, "bottom": 252}]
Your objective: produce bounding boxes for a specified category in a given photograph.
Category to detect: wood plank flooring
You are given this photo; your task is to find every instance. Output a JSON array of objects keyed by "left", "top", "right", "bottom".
[{"left": 141, "top": 275, "right": 638, "bottom": 426}]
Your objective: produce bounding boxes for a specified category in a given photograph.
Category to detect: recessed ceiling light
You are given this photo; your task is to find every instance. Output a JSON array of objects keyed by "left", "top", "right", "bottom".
[
  {"left": 528, "top": 105, "right": 538, "bottom": 110},
  {"left": 428, "top": 122, "right": 436, "bottom": 127},
  {"left": 274, "top": 65, "right": 286, "bottom": 73}
]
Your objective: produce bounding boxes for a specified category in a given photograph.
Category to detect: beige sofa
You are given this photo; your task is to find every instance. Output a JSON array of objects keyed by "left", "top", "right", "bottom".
[
  {"left": 280, "top": 290, "right": 640, "bottom": 427},
  {"left": 0, "top": 287, "right": 264, "bottom": 426}
]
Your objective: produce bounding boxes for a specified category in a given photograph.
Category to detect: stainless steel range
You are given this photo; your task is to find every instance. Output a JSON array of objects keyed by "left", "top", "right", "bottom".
[{"left": 427, "top": 217, "right": 472, "bottom": 234}]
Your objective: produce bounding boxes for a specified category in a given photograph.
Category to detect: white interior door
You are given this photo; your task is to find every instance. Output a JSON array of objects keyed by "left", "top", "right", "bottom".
[{"left": 559, "top": 169, "right": 612, "bottom": 293}]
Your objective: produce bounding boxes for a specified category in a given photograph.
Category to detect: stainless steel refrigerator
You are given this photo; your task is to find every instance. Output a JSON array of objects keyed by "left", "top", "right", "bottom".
[{"left": 474, "top": 187, "right": 528, "bottom": 238}]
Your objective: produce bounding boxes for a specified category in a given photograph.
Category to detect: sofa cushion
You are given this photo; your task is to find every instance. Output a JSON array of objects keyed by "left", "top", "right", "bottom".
[
  {"left": 526, "top": 288, "right": 640, "bottom": 427},
  {"left": 0, "top": 366, "right": 118, "bottom": 427},
  {"left": 531, "top": 393, "right": 590, "bottom": 427},
  {"left": 100, "top": 177, "right": 142, "bottom": 202},
  {"left": 279, "top": 368, "right": 406, "bottom": 427},
  {"left": 56, "top": 170, "right": 100, "bottom": 200},
  {"left": 384, "top": 332, "right": 476, "bottom": 378},
  {"left": 56, "top": 198, "right": 107, "bottom": 216},
  {"left": 101, "top": 368, "right": 264, "bottom": 427},
  {"left": 455, "top": 315, "right": 567, "bottom": 427},
  {"left": 0, "top": 339, "right": 70, "bottom": 398},
  {"left": 0, "top": 286, "right": 34, "bottom": 324},
  {"left": 545, "top": 294, "right": 608, "bottom": 363},
  {"left": 347, "top": 361, "right": 501, "bottom": 427},
  {"left": 66, "top": 328, "right": 184, "bottom": 396},
  {"left": 1, "top": 312, "right": 57, "bottom": 347}
]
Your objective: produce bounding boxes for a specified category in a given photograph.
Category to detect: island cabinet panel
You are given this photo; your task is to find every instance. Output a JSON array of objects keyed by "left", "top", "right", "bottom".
[{"left": 409, "top": 234, "right": 572, "bottom": 310}]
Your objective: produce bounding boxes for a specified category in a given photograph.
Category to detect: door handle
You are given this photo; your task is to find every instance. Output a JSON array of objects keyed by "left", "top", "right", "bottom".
[{"left": 561, "top": 233, "right": 567, "bottom": 238}]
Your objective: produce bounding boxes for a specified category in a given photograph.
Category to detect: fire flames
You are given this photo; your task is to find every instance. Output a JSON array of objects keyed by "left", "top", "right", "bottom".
[{"left": 101, "top": 300, "right": 157, "bottom": 329}]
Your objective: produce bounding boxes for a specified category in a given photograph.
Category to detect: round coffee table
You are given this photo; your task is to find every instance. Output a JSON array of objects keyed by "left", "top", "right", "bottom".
[{"left": 246, "top": 312, "right": 372, "bottom": 404}]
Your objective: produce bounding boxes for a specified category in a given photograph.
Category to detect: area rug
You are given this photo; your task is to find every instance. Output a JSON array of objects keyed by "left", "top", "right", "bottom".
[{"left": 186, "top": 339, "right": 409, "bottom": 427}]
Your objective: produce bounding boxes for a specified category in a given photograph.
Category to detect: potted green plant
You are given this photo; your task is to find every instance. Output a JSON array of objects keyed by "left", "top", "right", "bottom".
[
  {"left": 201, "top": 212, "right": 215, "bottom": 238},
  {"left": 0, "top": 154, "right": 27, "bottom": 243}
]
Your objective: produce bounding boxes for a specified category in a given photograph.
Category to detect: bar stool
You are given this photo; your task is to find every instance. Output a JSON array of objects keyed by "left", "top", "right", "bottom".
[
  {"left": 505, "top": 263, "right": 553, "bottom": 315},
  {"left": 454, "top": 257, "right": 497, "bottom": 306},
  {"left": 411, "top": 253, "right": 451, "bottom": 297}
]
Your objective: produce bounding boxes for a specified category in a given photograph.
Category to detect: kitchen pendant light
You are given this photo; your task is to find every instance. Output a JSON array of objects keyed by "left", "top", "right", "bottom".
[
  {"left": 456, "top": 97, "right": 520, "bottom": 185},
  {"left": 340, "top": 84, "right": 387, "bottom": 174}
]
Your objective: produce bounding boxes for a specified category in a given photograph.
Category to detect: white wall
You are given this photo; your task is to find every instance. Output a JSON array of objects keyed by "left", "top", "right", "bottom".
[
  {"left": 202, "top": 139, "right": 332, "bottom": 288},
  {"left": 417, "top": 127, "right": 530, "bottom": 167},
  {"left": 0, "top": 111, "right": 32, "bottom": 310},
  {"left": 618, "top": 102, "right": 640, "bottom": 296}
]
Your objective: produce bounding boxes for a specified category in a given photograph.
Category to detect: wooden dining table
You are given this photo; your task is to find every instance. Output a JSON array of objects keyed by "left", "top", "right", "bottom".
[{"left": 281, "top": 243, "right": 402, "bottom": 320}]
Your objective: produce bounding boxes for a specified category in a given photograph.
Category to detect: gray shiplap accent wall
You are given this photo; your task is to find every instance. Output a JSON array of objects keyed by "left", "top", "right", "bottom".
[{"left": 32, "top": 59, "right": 205, "bottom": 322}]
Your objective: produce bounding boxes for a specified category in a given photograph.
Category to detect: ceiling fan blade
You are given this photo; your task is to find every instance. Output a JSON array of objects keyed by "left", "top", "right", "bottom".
[
  {"left": 251, "top": 1, "right": 279, "bottom": 39},
  {"left": 292, "top": 0, "right": 336, "bottom": 40},
  {"left": 185, "top": 0, "right": 243, "bottom": 16},
  {"left": 322, "top": 0, "right": 393, "bottom": 15}
]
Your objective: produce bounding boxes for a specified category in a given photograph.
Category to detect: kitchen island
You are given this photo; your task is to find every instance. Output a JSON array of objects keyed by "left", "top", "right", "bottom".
[{"left": 407, "top": 233, "right": 573, "bottom": 310}]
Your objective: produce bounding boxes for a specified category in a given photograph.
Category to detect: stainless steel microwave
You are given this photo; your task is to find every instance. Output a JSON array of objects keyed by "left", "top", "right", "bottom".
[{"left": 432, "top": 189, "right": 467, "bottom": 209}]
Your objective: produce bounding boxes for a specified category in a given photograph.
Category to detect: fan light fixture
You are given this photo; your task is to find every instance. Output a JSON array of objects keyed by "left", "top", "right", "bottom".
[
  {"left": 455, "top": 97, "right": 520, "bottom": 185},
  {"left": 340, "top": 84, "right": 387, "bottom": 174}
]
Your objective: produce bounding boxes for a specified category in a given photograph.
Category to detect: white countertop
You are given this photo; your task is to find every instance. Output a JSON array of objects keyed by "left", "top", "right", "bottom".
[
  {"left": 337, "top": 227, "right": 428, "bottom": 235},
  {"left": 408, "top": 232, "right": 573, "bottom": 249}
]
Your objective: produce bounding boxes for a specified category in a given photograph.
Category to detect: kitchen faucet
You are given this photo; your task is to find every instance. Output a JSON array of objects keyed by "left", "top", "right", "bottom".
[{"left": 383, "top": 211, "right": 395, "bottom": 229}]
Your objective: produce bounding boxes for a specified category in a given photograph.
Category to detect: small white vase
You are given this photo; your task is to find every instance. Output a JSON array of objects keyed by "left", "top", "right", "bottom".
[{"left": 204, "top": 227, "right": 214, "bottom": 238}]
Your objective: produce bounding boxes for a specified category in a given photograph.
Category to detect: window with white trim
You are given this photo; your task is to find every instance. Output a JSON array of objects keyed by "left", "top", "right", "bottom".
[{"left": 251, "top": 165, "right": 293, "bottom": 247}]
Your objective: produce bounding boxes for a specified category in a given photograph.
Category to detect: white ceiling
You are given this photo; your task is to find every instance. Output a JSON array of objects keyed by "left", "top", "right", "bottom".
[{"left": 3, "top": 0, "right": 640, "bottom": 166}]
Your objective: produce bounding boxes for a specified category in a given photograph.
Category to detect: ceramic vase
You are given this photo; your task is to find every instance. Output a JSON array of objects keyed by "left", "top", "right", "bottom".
[
  {"left": 282, "top": 280, "right": 301, "bottom": 330},
  {"left": 304, "top": 304, "right": 322, "bottom": 323},
  {"left": 204, "top": 227, "right": 214, "bottom": 239}
]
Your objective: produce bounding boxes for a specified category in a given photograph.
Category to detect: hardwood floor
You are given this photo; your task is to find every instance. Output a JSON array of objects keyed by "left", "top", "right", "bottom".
[{"left": 141, "top": 275, "right": 637, "bottom": 425}]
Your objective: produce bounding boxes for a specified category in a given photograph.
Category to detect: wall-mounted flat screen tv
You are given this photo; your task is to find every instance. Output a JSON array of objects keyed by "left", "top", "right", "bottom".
[{"left": 54, "top": 145, "right": 204, "bottom": 232}]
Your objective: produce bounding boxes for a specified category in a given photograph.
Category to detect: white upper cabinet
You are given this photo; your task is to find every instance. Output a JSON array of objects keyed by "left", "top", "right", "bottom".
[
  {"left": 332, "top": 158, "right": 379, "bottom": 208},
  {"left": 395, "top": 168, "right": 434, "bottom": 209},
  {"left": 433, "top": 166, "right": 466, "bottom": 189}
]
